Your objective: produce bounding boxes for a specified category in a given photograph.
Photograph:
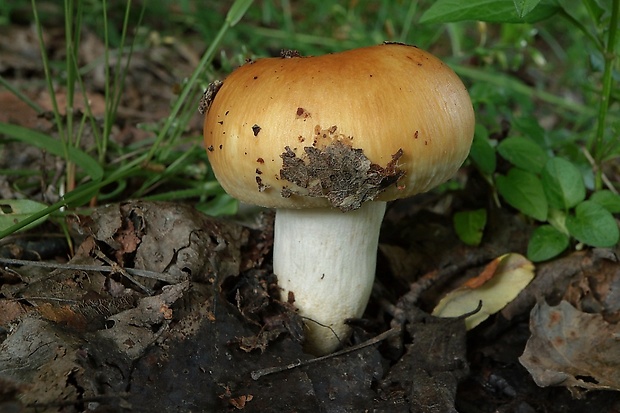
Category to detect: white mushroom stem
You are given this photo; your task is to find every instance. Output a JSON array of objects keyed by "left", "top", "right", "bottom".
[{"left": 273, "top": 201, "right": 387, "bottom": 356}]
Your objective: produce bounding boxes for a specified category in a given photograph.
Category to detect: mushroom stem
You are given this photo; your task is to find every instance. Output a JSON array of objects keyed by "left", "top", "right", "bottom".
[{"left": 273, "top": 201, "right": 387, "bottom": 355}]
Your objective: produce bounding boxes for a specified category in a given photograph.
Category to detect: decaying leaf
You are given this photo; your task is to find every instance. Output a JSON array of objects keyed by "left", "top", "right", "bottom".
[
  {"left": 519, "top": 300, "right": 620, "bottom": 396},
  {"left": 432, "top": 253, "right": 535, "bottom": 329},
  {"left": 98, "top": 281, "right": 190, "bottom": 359},
  {"left": 0, "top": 317, "right": 84, "bottom": 408}
]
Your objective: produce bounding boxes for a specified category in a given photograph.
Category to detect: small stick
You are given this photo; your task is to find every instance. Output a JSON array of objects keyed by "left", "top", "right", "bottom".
[
  {"left": 250, "top": 326, "right": 402, "bottom": 380},
  {"left": 93, "top": 250, "right": 152, "bottom": 295},
  {"left": 0, "top": 257, "right": 185, "bottom": 283}
]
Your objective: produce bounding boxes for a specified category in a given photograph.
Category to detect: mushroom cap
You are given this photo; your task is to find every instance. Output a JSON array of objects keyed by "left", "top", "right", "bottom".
[{"left": 203, "top": 43, "right": 475, "bottom": 211}]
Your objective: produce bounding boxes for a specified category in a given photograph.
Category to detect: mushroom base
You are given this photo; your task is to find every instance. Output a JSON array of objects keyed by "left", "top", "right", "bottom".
[{"left": 273, "top": 201, "right": 386, "bottom": 356}]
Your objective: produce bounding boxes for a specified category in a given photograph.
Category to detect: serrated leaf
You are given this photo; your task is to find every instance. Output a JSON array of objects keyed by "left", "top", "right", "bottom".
[
  {"left": 433, "top": 253, "right": 535, "bottom": 330},
  {"left": 420, "top": 0, "right": 560, "bottom": 24},
  {"left": 497, "top": 137, "right": 548, "bottom": 173},
  {"left": 527, "top": 224, "right": 570, "bottom": 262},
  {"left": 454, "top": 209, "right": 487, "bottom": 246},
  {"left": 0, "top": 199, "right": 49, "bottom": 232},
  {"left": 590, "top": 190, "right": 620, "bottom": 213},
  {"left": 541, "top": 157, "right": 586, "bottom": 210},
  {"left": 514, "top": 0, "right": 542, "bottom": 18},
  {"left": 566, "top": 201, "right": 619, "bottom": 247},
  {"left": 497, "top": 168, "right": 548, "bottom": 221}
]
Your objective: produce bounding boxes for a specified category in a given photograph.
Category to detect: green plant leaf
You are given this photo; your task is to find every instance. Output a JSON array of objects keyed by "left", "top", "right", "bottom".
[
  {"left": 583, "top": 0, "right": 605, "bottom": 23},
  {"left": 496, "top": 168, "right": 548, "bottom": 221},
  {"left": 497, "top": 137, "right": 548, "bottom": 173},
  {"left": 590, "top": 190, "right": 620, "bottom": 213},
  {"left": 541, "top": 157, "right": 586, "bottom": 210},
  {"left": 469, "top": 125, "right": 496, "bottom": 175},
  {"left": 514, "top": 0, "right": 542, "bottom": 18},
  {"left": 226, "top": 0, "right": 254, "bottom": 26},
  {"left": 511, "top": 116, "right": 546, "bottom": 147},
  {"left": 0, "top": 122, "right": 103, "bottom": 181},
  {"left": 454, "top": 209, "right": 488, "bottom": 246},
  {"left": 196, "top": 194, "right": 238, "bottom": 216},
  {"left": 419, "top": 0, "right": 560, "bottom": 24},
  {"left": 527, "top": 224, "right": 570, "bottom": 262},
  {"left": 0, "top": 199, "right": 49, "bottom": 232},
  {"left": 566, "top": 201, "right": 619, "bottom": 247}
]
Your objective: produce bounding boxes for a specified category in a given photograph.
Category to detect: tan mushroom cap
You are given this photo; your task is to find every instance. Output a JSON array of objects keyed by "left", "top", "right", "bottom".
[{"left": 203, "top": 43, "right": 475, "bottom": 211}]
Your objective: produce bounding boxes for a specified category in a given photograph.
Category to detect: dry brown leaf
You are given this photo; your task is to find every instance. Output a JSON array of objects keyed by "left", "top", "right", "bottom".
[
  {"left": 0, "top": 300, "right": 27, "bottom": 327},
  {"left": 519, "top": 300, "right": 620, "bottom": 397},
  {"left": 96, "top": 281, "right": 189, "bottom": 359},
  {"left": 37, "top": 303, "right": 88, "bottom": 330}
]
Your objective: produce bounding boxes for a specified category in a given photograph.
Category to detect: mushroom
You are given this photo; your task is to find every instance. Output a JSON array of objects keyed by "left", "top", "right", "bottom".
[{"left": 202, "top": 43, "right": 475, "bottom": 355}]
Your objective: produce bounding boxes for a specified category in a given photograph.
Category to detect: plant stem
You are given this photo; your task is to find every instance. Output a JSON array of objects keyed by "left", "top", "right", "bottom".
[
  {"left": 31, "top": 0, "right": 65, "bottom": 156},
  {"left": 591, "top": 0, "right": 619, "bottom": 190}
]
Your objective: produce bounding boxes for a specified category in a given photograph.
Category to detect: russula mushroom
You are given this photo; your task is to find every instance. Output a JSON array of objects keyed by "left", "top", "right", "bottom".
[{"left": 202, "top": 43, "right": 475, "bottom": 355}]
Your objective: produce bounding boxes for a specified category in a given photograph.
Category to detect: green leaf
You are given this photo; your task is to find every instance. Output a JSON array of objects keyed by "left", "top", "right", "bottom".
[
  {"left": 196, "top": 194, "right": 238, "bottom": 216},
  {"left": 0, "top": 122, "right": 103, "bottom": 181},
  {"left": 496, "top": 168, "right": 548, "bottom": 221},
  {"left": 511, "top": 116, "right": 546, "bottom": 147},
  {"left": 419, "top": 0, "right": 560, "bottom": 24},
  {"left": 514, "top": 0, "right": 542, "bottom": 18},
  {"left": 469, "top": 125, "right": 496, "bottom": 175},
  {"left": 541, "top": 157, "right": 586, "bottom": 210},
  {"left": 0, "top": 199, "right": 49, "bottom": 232},
  {"left": 453, "top": 209, "right": 488, "bottom": 246},
  {"left": 527, "top": 224, "right": 570, "bottom": 262},
  {"left": 566, "top": 201, "right": 619, "bottom": 247},
  {"left": 583, "top": 0, "right": 605, "bottom": 22},
  {"left": 497, "top": 137, "right": 548, "bottom": 173},
  {"left": 590, "top": 190, "right": 620, "bottom": 213}
]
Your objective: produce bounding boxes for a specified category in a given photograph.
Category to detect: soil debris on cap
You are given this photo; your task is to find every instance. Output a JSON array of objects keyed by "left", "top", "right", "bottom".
[
  {"left": 252, "top": 124, "right": 262, "bottom": 136},
  {"left": 280, "top": 49, "right": 302, "bottom": 58},
  {"left": 279, "top": 140, "right": 404, "bottom": 211},
  {"left": 198, "top": 80, "right": 223, "bottom": 115}
]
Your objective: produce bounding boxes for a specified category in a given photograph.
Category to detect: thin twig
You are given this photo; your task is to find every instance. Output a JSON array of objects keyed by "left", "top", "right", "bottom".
[
  {"left": 0, "top": 257, "right": 186, "bottom": 283},
  {"left": 93, "top": 250, "right": 152, "bottom": 295},
  {"left": 250, "top": 326, "right": 402, "bottom": 380}
]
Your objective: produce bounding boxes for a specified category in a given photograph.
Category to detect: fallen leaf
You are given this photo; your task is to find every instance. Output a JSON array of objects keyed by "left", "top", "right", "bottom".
[
  {"left": 0, "top": 300, "right": 27, "bottom": 327},
  {"left": 464, "top": 255, "right": 502, "bottom": 288},
  {"left": 37, "top": 303, "right": 88, "bottom": 330},
  {"left": 97, "top": 281, "right": 189, "bottom": 359},
  {"left": 432, "top": 253, "right": 535, "bottom": 329},
  {"left": 519, "top": 300, "right": 620, "bottom": 396}
]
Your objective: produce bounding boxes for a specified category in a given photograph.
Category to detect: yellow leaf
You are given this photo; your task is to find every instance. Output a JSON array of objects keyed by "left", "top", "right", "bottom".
[{"left": 432, "top": 253, "right": 535, "bottom": 330}]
